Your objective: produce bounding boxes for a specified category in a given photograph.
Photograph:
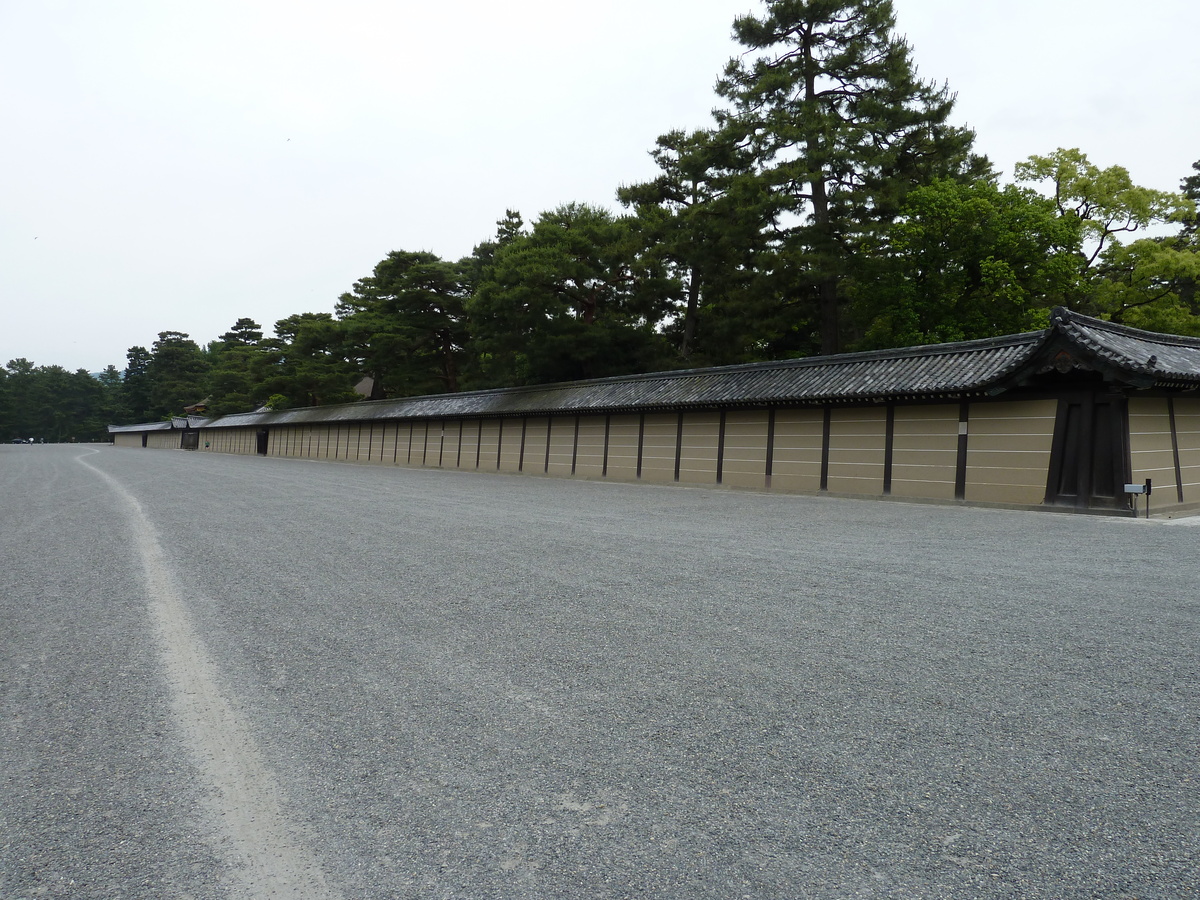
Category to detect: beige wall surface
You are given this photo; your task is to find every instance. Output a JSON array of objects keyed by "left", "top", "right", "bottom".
[
  {"left": 436, "top": 421, "right": 453, "bottom": 466},
  {"left": 406, "top": 421, "right": 424, "bottom": 466},
  {"left": 319, "top": 425, "right": 336, "bottom": 460},
  {"left": 574, "top": 417, "right": 606, "bottom": 478},
  {"left": 721, "top": 410, "right": 769, "bottom": 490},
  {"left": 202, "top": 427, "right": 255, "bottom": 455},
  {"left": 1174, "top": 398, "right": 1200, "bottom": 503},
  {"left": 770, "top": 409, "right": 823, "bottom": 493},
  {"left": 891, "top": 405, "right": 959, "bottom": 500},
  {"left": 605, "top": 414, "right": 640, "bottom": 481},
  {"left": 521, "top": 418, "right": 550, "bottom": 473},
  {"left": 292, "top": 426, "right": 309, "bottom": 458},
  {"left": 639, "top": 414, "right": 678, "bottom": 483},
  {"left": 306, "top": 426, "right": 324, "bottom": 459},
  {"left": 411, "top": 421, "right": 432, "bottom": 466},
  {"left": 390, "top": 422, "right": 409, "bottom": 464},
  {"left": 964, "top": 399, "right": 1057, "bottom": 505},
  {"left": 498, "top": 419, "right": 524, "bottom": 473},
  {"left": 477, "top": 421, "right": 500, "bottom": 471},
  {"left": 329, "top": 425, "right": 346, "bottom": 460},
  {"left": 826, "top": 407, "right": 886, "bottom": 495},
  {"left": 546, "top": 417, "right": 576, "bottom": 476},
  {"left": 351, "top": 424, "right": 368, "bottom": 461},
  {"left": 453, "top": 420, "right": 478, "bottom": 469},
  {"left": 679, "top": 413, "right": 720, "bottom": 485},
  {"left": 443, "top": 421, "right": 460, "bottom": 467},
  {"left": 434, "top": 420, "right": 457, "bottom": 468},
  {"left": 388, "top": 422, "right": 408, "bottom": 465},
  {"left": 334, "top": 424, "right": 352, "bottom": 460},
  {"left": 366, "top": 422, "right": 385, "bottom": 462},
  {"left": 357, "top": 424, "right": 372, "bottom": 460},
  {"left": 431, "top": 421, "right": 449, "bottom": 466},
  {"left": 297, "top": 426, "right": 314, "bottom": 458},
  {"left": 1129, "top": 398, "right": 1180, "bottom": 511},
  {"left": 147, "top": 432, "right": 180, "bottom": 450},
  {"left": 113, "top": 433, "right": 142, "bottom": 448}
]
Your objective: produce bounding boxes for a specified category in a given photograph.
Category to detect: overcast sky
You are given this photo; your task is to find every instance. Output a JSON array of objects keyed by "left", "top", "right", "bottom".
[{"left": 3, "top": 0, "right": 1198, "bottom": 374}]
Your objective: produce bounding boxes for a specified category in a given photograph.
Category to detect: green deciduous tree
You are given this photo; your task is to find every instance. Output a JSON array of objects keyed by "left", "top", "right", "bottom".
[
  {"left": 1016, "top": 148, "right": 1200, "bottom": 333},
  {"left": 850, "top": 178, "right": 1084, "bottom": 347},
  {"left": 1016, "top": 148, "right": 1190, "bottom": 267}
]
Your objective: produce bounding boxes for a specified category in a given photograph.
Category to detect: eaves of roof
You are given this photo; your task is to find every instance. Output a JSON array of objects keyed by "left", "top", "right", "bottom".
[{"left": 107, "top": 421, "right": 175, "bottom": 433}]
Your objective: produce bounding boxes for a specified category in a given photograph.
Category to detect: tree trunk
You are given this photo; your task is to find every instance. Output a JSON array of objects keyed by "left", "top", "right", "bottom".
[
  {"left": 680, "top": 266, "right": 701, "bottom": 359},
  {"left": 817, "top": 270, "right": 840, "bottom": 356},
  {"left": 805, "top": 28, "right": 840, "bottom": 356},
  {"left": 442, "top": 332, "right": 459, "bottom": 392}
]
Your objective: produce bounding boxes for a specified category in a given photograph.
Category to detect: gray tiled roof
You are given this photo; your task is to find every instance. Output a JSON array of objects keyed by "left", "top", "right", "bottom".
[
  {"left": 109, "top": 308, "right": 1200, "bottom": 434},
  {"left": 1051, "top": 308, "right": 1200, "bottom": 385},
  {"left": 107, "top": 420, "right": 175, "bottom": 433},
  {"left": 197, "top": 331, "right": 1044, "bottom": 431}
]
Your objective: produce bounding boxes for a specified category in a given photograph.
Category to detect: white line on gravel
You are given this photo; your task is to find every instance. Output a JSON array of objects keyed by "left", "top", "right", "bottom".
[{"left": 78, "top": 451, "right": 342, "bottom": 900}]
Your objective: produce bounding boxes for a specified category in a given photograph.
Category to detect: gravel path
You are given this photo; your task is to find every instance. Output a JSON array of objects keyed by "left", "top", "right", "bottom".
[{"left": 2, "top": 444, "right": 1197, "bottom": 898}]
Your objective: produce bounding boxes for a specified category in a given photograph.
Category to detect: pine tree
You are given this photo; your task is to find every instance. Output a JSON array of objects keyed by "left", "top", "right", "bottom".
[
  {"left": 336, "top": 251, "right": 469, "bottom": 398},
  {"left": 618, "top": 128, "right": 772, "bottom": 364},
  {"left": 468, "top": 204, "right": 674, "bottom": 386},
  {"left": 715, "top": 0, "right": 984, "bottom": 354}
]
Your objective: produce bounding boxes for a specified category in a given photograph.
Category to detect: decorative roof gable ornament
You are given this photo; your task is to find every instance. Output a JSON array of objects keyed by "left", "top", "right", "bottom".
[{"left": 1053, "top": 350, "right": 1079, "bottom": 374}]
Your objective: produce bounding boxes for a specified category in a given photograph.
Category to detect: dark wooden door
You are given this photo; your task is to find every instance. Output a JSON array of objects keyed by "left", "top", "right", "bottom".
[{"left": 1045, "top": 393, "right": 1129, "bottom": 509}]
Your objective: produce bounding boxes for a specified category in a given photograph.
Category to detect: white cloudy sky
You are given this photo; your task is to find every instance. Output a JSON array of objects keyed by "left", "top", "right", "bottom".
[{"left": 2, "top": 0, "right": 1198, "bottom": 373}]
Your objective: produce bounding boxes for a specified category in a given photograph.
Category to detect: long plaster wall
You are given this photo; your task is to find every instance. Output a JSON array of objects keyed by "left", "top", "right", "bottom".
[
  {"left": 205, "top": 426, "right": 257, "bottom": 456},
  {"left": 178, "top": 398, "right": 1080, "bottom": 509},
  {"left": 145, "top": 431, "right": 180, "bottom": 450}
]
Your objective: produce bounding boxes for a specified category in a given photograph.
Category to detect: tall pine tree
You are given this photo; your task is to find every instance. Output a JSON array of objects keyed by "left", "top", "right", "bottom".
[
  {"left": 618, "top": 128, "right": 773, "bottom": 364},
  {"left": 715, "top": 0, "right": 984, "bottom": 354}
]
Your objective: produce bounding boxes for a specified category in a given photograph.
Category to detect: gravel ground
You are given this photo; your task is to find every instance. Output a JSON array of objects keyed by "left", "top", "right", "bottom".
[{"left": 2, "top": 444, "right": 1197, "bottom": 899}]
